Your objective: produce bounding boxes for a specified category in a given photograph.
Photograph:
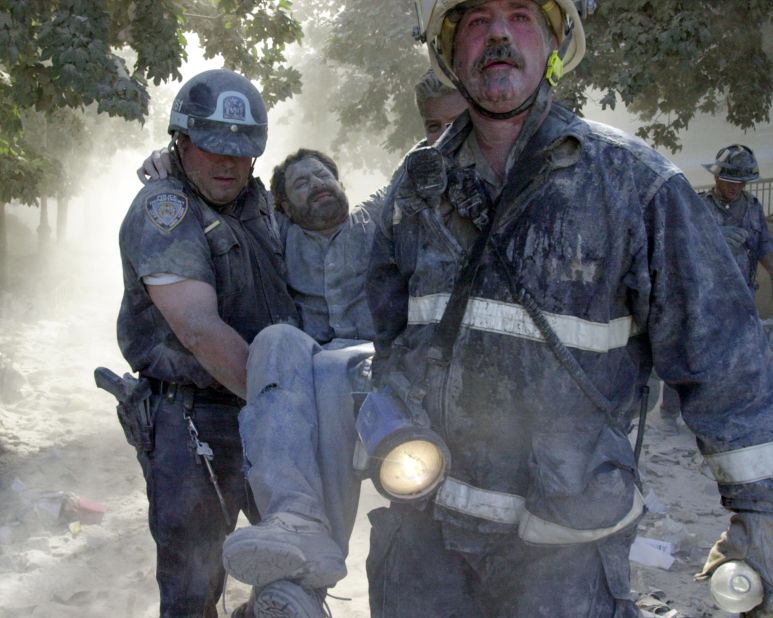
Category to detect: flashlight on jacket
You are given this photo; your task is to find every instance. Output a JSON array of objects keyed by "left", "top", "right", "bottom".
[{"left": 354, "top": 390, "right": 451, "bottom": 502}]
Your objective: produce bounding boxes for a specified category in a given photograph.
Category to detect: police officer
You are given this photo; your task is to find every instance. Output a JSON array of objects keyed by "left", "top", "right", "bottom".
[
  {"left": 366, "top": 1, "right": 773, "bottom": 616},
  {"left": 117, "top": 69, "right": 298, "bottom": 617},
  {"left": 701, "top": 144, "right": 773, "bottom": 292}
]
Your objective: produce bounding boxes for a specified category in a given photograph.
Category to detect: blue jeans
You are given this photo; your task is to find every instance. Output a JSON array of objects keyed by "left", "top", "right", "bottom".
[
  {"left": 240, "top": 324, "right": 373, "bottom": 556},
  {"left": 145, "top": 389, "right": 257, "bottom": 617}
]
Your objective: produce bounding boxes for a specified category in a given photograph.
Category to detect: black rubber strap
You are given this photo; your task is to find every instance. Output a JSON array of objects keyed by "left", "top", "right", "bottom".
[{"left": 427, "top": 86, "right": 551, "bottom": 364}]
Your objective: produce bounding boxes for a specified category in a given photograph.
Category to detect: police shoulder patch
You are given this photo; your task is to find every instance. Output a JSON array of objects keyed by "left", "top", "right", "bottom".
[{"left": 145, "top": 192, "right": 189, "bottom": 232}]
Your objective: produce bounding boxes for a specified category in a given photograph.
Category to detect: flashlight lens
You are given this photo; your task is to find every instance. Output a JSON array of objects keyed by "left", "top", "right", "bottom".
[{"left": 380, "top": 439, "right": 444, "bottom": 498}]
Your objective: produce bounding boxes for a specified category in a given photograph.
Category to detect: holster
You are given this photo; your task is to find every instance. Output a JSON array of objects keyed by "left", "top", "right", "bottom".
[
  {"left": 94, "top": 367, "right": 155, "bottom": 453},
  {"left": 116, "top": 398, "right": 154, "bottom": 452}
]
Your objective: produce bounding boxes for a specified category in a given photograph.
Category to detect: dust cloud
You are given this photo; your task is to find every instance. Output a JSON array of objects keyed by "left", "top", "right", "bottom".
[{"left": 0, "top": 40, "right": 391, "bottom": 618}]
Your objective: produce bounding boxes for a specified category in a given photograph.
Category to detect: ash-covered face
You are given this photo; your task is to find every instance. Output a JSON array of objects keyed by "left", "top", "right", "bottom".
[
  {"left": 283, "top": 156, "right": 349, "bottom": 233},
  {"left": 452, "top": 0, "right": 555, "bottom": 114},
  {"left": 422, "top": 91, "right": 468, "bottom": 145},
  {"left": 715, "top": 178, "right": 745, "bottom": 204},
  {"left": 178, "top": 136, "right": 252, "bottom": 205}
]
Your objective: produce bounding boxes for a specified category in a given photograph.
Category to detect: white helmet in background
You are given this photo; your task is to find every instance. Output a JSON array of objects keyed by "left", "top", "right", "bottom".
[{"left": 415, "top": 0, "right": 586, "bottom": 90}]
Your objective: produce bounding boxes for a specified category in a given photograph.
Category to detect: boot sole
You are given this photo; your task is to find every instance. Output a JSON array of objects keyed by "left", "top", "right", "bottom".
[
  {"left": 253, "top": 585, "right": 325, "bottom": 618},
  {"left": 223, "top": 536, "right": 346, "bottom": 589}
]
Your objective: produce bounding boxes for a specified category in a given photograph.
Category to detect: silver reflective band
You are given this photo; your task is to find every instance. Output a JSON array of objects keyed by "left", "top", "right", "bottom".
[
  {"left": 436, "top": 477, "right": 526, "bottom": 524},
  {"left": 518, "top": 489, "right": 644, "bottom": 545},
  {"left": 436, "top": 476, "right": 645, "bottom": 544},
  {"left": 408, "top": 293, "right": 639, "bottom": 353},
  {"left": 704, "top": 441, "right": 773, "bottom": 484}
]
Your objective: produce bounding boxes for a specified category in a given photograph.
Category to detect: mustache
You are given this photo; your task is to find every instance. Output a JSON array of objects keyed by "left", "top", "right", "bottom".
[
  {"left": 473, "top": 44, "right": 525, "bottom": 72},
  {"left": 309, "top": 187, "right": 335, "bottom": 202}
]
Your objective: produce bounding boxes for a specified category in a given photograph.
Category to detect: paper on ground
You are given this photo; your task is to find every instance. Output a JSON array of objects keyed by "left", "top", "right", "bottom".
[{"left": 630, "top": 536, "right": 675, "bottom": 570}]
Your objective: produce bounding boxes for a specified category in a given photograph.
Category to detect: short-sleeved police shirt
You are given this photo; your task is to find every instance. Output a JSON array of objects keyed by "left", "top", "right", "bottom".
[{"left": 118, "top": 176, "right": 298, "bottom": 388}]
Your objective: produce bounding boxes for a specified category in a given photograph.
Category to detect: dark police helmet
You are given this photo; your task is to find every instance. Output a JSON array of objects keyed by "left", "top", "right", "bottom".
[
  {"left": 168, "top": 69, "right": 268, "bottom": 158},
  {"left": 703, "top": 144, "right": 760, "bottom": 183}
]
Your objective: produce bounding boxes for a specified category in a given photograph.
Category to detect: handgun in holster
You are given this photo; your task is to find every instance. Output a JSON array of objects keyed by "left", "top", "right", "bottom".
[{"left": 94, "top": 367, "right": 154, "bottom": 453}]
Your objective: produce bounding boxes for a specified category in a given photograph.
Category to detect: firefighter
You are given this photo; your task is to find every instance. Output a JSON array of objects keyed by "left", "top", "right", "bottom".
[
  {"left": 365, "top": 1, "right": 773, "bottom": 615},
  {"left": 701, "top": 144, "right": 773, "bottom": 293}
]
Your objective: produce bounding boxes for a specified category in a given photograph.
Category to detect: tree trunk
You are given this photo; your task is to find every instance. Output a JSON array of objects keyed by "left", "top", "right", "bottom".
[
  {"left": 38, "top": 195, "right": 51, "bottom": 252},
  {"left": 0, "top": 202, "right": 6, "bottom": 289},
  {"left": 56, "top": 194, "right": 68, "bottom": 243}
]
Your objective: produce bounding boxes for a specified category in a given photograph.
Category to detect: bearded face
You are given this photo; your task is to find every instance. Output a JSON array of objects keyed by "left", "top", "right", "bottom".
[{"left": 283, "top": 157, "right": 350, "bottom": 233}]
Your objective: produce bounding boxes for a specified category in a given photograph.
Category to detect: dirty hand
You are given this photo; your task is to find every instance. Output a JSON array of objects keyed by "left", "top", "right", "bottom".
[
  {"left": 698, "top": 511, "right": 773, "bottom": 616},
  {"left": 136, "top": 149, "right": 172, "bottom": 185},
  {"left": 721, "top": 225, "right": 749, "bottom": 249}
]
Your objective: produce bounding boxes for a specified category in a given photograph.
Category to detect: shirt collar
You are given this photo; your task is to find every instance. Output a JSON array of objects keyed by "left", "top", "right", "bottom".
[{"left": 458, "top": 132, "right": 504, "bottom": 196}]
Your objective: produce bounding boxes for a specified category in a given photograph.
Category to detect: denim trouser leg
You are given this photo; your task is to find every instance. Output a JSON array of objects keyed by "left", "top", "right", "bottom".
[
  {"left": 242, "top": 324, "right": 324, "bottom": 525},
  {"left": 312, "top": 340, "right": 373, "bottom": 556},
  {"left": 241, "top": 324, "right": 372, "bottom": 557}
]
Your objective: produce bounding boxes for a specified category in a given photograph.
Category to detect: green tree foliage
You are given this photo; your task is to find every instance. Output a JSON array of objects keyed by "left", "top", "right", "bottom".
[
  {"left": 0, "top": 0, "right": 302, "bottom": 120},
  {"left": 564, "top": 0, "right": 773, "bottom": 152},
  {"left": 313, "top": 0, "right": 772, "bottom": 157},
  {"left": 0, "top": 74, "right": 46, "bottom": 206},
  {"left": 0, "top": 0, "right": 303, "bottom": 206},
  {"left": 323, "top": 0, "right": 427, "bottom": 154},
  {"left": 304, "top": 0, "right": 426, "bottom": 166},
  {"left": 188, "top": 0, "right": 303, "bottom": 108}
]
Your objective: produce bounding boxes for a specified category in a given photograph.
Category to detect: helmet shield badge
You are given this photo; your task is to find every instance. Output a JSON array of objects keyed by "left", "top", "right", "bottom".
[{"left": 169, "top": 69, "right": 268, "bottom": 158}]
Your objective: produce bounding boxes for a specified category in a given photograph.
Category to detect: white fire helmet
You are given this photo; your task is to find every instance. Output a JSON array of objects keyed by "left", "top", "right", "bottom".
[{"left": 416, "top": 0, "right": 586, "bottom": 88}]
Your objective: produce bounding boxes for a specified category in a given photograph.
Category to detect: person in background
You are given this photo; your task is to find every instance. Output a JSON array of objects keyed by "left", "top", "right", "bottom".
[
  {"left": 415, "top": 67, "right": 469, "bottom": 147},
  {"left": 662, "top": 145, "right": 773, "bottom": 427},
  {"left": 700, "top": 144, "right": 773, "bottom": 293}
]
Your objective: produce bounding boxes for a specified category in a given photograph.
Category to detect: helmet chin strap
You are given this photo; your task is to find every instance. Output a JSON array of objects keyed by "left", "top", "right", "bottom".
[{"left": 432, "top": 23, "right": 573, "bottom": 121}]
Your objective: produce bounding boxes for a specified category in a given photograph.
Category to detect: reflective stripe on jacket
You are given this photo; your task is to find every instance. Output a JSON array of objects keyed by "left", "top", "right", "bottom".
[{"left": 367, "top": 105, "right": 773, "bottom": 542}]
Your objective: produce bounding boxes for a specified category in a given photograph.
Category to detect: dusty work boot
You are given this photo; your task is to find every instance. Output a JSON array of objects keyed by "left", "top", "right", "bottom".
[
  {"left": 222, "top": 512, "right": 346, "bottom": 589},
  {"left": 230, "top": 585, "right": 260, "bottom": 617},
  {"left": 231, "top": 601, "right": 255, "bottom": 618},
  {"left": 253, "top": 581, "right": 329, "bottom": 618}
]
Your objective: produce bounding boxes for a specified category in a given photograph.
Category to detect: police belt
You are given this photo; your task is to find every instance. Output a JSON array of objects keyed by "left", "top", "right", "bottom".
[{"left": 145, "top": 377, "right": 245, "bottom": 408}]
